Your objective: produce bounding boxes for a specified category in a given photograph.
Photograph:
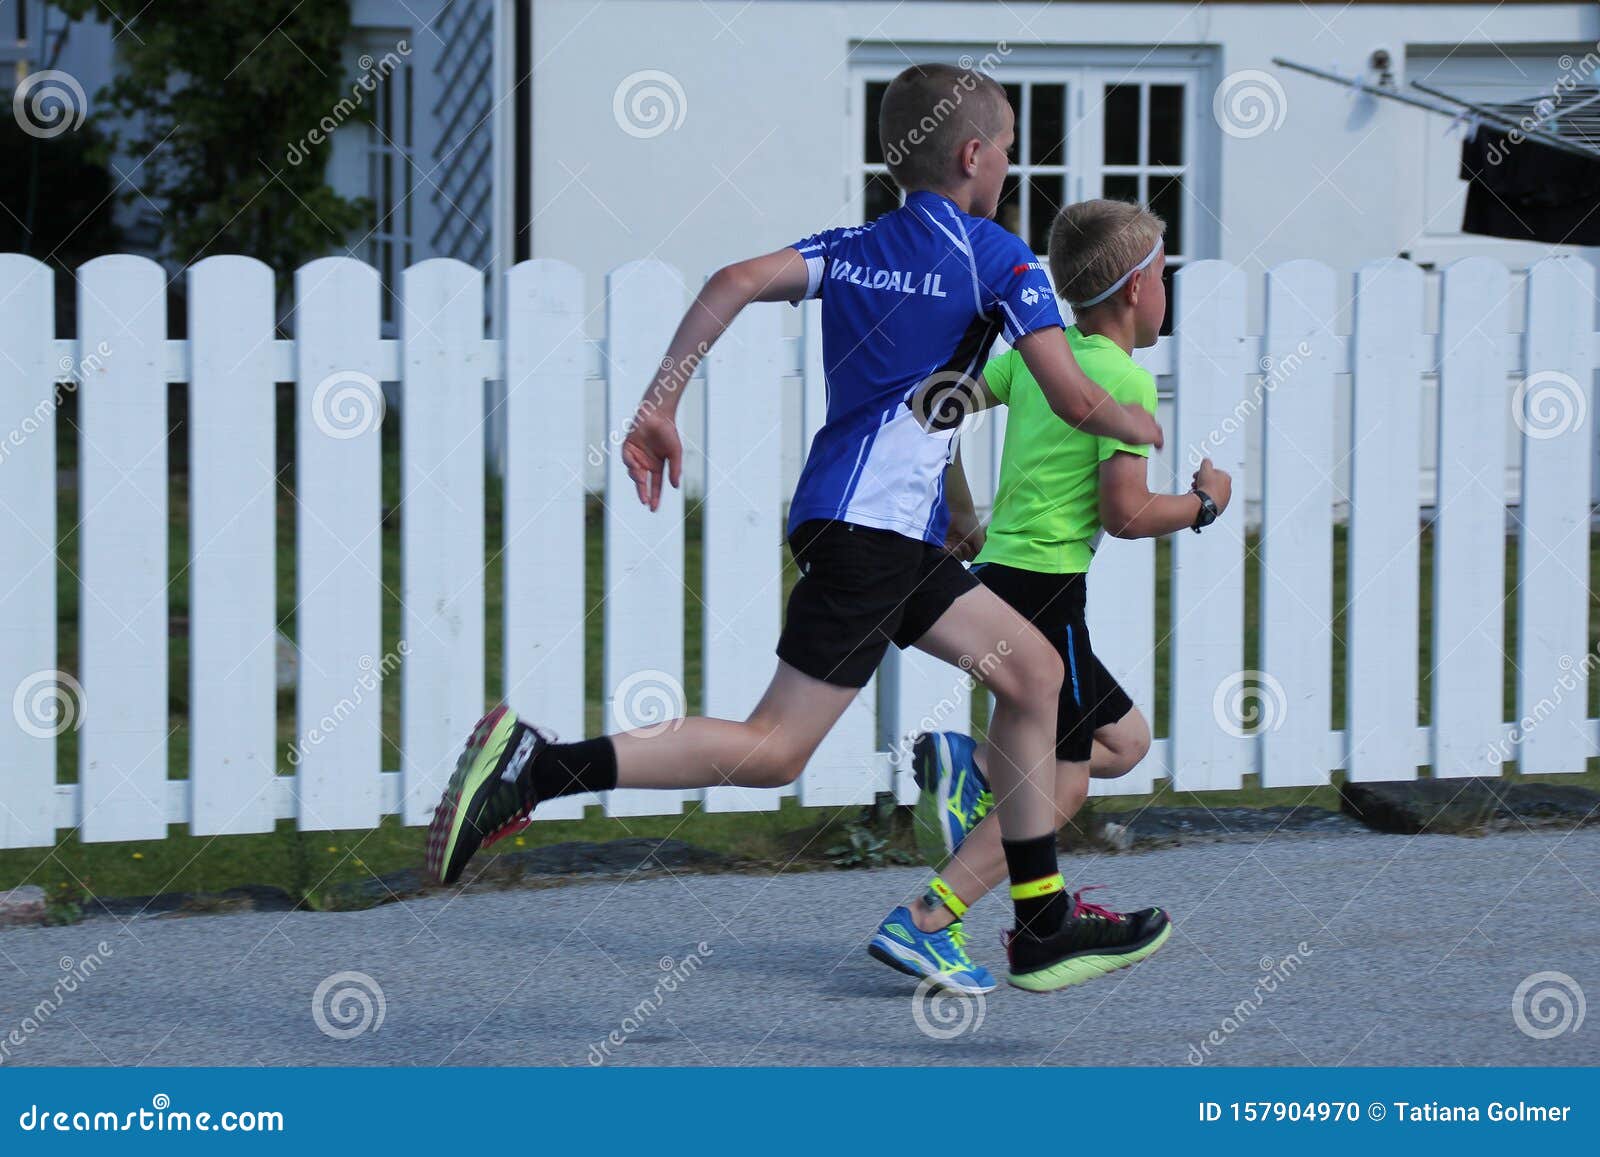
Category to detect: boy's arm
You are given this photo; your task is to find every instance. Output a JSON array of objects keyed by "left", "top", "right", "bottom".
[
  {"left": 1100, "top": 453, "right": 1232, "bottom": 539},
  {"left": 942, "top": 445, "right": 985, "bottom": 561},
  {"left": 1012, "top": 328, "right": 1164, "bottom": 450},
  {"left": 621, "top": 247, "right": 810, "bottom": 509}
]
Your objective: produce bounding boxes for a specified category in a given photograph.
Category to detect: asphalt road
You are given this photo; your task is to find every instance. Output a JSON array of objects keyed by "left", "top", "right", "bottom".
[{"left": 2, "top": 830, "right": 1596, "bottom": 1067}]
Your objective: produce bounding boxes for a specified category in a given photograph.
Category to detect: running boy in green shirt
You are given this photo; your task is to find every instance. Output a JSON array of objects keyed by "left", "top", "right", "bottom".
[{"left": 868, "top": 199, "right": 1233, "bottom": 993}]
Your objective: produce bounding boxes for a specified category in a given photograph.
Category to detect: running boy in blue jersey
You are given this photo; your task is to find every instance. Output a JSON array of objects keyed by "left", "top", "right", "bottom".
[
  {"left": 426, "top": 64, "right": 1165, "bottom": 992},
  {"left": 869, "top": 199, "right": 1233, "bottom": 993}
]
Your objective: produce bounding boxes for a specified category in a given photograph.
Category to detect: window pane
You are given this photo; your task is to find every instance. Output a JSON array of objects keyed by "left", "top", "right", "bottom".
[
  {"left": 1103, "top": 85, "right": 1139, "bottom": 165},
  {"left": 1103, "top": 173, "right": 1140, "bottom": 205},
  {"left": 1150, "top": 174, "right": 1185, "bottom": 256},
  {"left": 997, "top": 173, "right": 1021, "bottom": 237},
  {"left": 1030, "top": 83, "right": 1066, "bottom": 166},
  {"left": 1003, "top": 83, "right": 1022, "bottom": 164},
  {"left": 865, "top": 82, "right": 888, "bottom": 164},
  {"left": 864, "top": 172, "right": 900, "bottom": 221},
  {"left": 1159, "top": 263, "right": 1176, "bottom": 336},
  {"left": 1149, "top": 85, "right": 1183, "bottom": 166},
  {"left": 1028, "top": 173, "right": 1064, "bottom": 254}
]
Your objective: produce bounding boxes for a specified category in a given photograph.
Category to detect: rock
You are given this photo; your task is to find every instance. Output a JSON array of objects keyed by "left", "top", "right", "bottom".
[
  {"left": 1341, "top": 778, "right": 1600, "bottom": 835},
  {"left": 1100, "top": 822, "right": 1135, "bottom": 852},
  {"left": 1095, "top": 806, "right": 1363, "bottom": 850},
  {"left": 0, "top": 885, "right": 48, "bottom": 928},
  {"left": 84, "top": 884, "right": 298, "bottom": 921}
]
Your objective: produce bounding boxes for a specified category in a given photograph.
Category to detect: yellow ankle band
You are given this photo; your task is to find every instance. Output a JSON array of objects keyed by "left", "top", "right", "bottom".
[
  {"left": 927, "top": 876, "right": 969, "bottom": 918},
  {"left": 1010, "top": 874, "right": 1065, "bottom": 901}
]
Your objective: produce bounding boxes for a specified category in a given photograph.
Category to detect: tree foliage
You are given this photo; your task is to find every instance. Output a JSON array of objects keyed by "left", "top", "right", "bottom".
[{"left": 55, "top": 0, "right": 370, "bottom": 274}]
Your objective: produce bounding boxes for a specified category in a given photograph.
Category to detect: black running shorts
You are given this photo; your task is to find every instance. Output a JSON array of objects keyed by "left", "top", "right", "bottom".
[
  {"left": 777, "top": 519, "right": 979, "bottom": 689},
  {"left": 970, "top": 561, "right": 1134, "bottom": 762}
]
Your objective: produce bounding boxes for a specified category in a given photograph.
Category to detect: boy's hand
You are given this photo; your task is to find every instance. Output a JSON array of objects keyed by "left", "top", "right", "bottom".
[
  {"left": 621, "top": 410, "right": 683, "bottom": 511},
  {"left": 1191, "top": 458, "right": 1232, "bottom": 513},
  {"left": 944, "top": 512, "right": 986, "bottom": 561},
  {"left": 1124, "top": 403, "right": 1164, "bottom": 451}
]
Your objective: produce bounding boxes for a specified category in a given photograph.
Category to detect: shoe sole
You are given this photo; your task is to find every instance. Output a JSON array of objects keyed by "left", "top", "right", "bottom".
[
  {"left": 425, "top": 706, "right": 521, "bottom": 885},
  {"left": 867, "top": 937, "right": 997, "bottom": 996},
  {"left": 1006, "top": 919, "right": 1172, "bottom": 993},
  {"left": 910, "top": 733, "right": 954, "bottom": 871}
]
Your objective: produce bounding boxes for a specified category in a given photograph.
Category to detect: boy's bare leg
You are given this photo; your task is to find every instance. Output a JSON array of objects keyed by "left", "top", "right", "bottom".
[
  {"left": 908, "top": 584, "right": 1063, "bottom": 840},
  {"left": 912, "top": 707, "right": 1151, "bottom": 932},
  {"left": 611, "top": 660, "right": 858, "bottom": 790}
]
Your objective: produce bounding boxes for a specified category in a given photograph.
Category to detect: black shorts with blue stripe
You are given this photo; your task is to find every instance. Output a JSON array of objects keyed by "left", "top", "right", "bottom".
[{"left": 970, "top": 561, "right": 1134, "bottom": 763}]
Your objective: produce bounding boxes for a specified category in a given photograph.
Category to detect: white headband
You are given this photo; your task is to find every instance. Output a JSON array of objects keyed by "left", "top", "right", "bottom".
[{"left": 1070, "top": 238, "right": 1164, "bottom": 310}]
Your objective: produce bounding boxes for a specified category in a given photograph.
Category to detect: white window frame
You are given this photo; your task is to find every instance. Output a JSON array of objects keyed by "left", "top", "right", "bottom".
[{"left": 356, "top": 31, "right": 416, "bottom": 325}]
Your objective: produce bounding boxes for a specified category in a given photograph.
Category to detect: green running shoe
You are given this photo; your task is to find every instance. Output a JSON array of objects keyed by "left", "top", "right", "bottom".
[
  {"left": 910, "top": 731, "right": 992, "bottom": 870},
  {"left": 425, "top": 706, "right": 547, "bottom": 885}
]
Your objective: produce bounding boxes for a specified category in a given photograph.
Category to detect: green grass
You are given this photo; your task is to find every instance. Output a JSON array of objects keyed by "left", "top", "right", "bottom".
[{"left": 9, "top": 396, "right": 1599, "bottom": 909}]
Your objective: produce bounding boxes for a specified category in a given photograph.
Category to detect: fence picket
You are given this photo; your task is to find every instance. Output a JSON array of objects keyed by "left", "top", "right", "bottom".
[
  {"left": 1347, "top": 260, "right": 1426, "bottom": 782},
  {"left": 400, "top": 260, "right": 488, "bottom": 825},
  {"left": 77, "top": 256, "right": 169, "bottom": 842},
  {"left": 188, "top": 257, "right": 277, "bottom": 834},
  {"left": 702, "top": 304, "right": 785, "bottom": 812},
  {"left": 294, "top": 258, "right": 385, "bottom": 830},
  {"left": 0, "top": 256, "right": 58, "bottom": 848},
  {"left": 1170, "top": 261, "right": 1250, "bottom": 790},
  {"left": 601, "top": 261, "right": 686, "bottom": 817},
  {"left": 1087, "top": 535, "right": 1157, "bottom": 796},
  {"left": 1433, "top": 258, "right": 1511, "bottom": 778},
  {"left": 1260, "top": 261, "right": 1337, "bottom": 787},
  {"left": 1515, "top": 256, "right": 1596, "bottom": 774},
  {"left": 504, "top": 259, "right": 589, "bottom": 820}
]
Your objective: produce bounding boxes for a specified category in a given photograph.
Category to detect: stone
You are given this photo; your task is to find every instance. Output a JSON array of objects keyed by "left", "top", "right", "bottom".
[
  {"left": 1100, "top": 822, "right": 1135, "bottom": 852},
  {"left": 0, "top": 885, "right": 48, "bottom": 928},
  {"left": 1341, "top": 778, "right": 1600, "bottom": 835}
]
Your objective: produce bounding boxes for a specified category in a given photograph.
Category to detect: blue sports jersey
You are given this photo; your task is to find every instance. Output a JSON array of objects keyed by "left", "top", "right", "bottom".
[{"left": 788, "top": 190, "right": 1064, "bottom": 546}]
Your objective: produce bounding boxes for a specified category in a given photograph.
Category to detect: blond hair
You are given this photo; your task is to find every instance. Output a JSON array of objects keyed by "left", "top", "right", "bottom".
[{"left": 1047, "top": 200, "right": 1166, "bottom": 310}]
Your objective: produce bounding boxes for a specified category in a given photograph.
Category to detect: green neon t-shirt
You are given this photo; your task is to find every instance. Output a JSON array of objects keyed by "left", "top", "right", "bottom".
[{"left": 973, "top": 327, "right": 1157, "bottom": 574}]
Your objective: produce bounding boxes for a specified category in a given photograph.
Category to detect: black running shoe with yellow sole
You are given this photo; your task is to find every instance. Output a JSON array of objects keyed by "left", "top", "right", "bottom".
[
  {"left": 1004, "top": 891, "right": 1172, "bottom": 992},
  {"left": 426, "top": 707, "right": 548, "bottom": 885}
]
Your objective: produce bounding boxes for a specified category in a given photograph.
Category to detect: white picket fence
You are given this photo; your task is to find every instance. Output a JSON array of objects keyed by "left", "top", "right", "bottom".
[{"left": 0, "top": 252, "right": 1595, "bottom": 850}]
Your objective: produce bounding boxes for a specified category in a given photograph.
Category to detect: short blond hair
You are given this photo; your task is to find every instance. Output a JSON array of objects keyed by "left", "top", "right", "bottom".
[{"left": 1048, "top": 200, "right": 1166, "bottom": 310}]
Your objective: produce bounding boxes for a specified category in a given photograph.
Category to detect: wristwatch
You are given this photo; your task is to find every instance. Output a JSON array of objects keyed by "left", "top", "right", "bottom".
[{"left": 1192, "top": 489, "right": 1219, "bottom": 532}]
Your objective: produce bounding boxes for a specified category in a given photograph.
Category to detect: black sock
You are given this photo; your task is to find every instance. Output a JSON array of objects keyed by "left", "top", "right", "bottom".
[
  {"left": 1003, "top": 834, "right": 1070, "bottom": 936},
  {"left": 531, "top": 736, "right": 618, "bottom": 800}
]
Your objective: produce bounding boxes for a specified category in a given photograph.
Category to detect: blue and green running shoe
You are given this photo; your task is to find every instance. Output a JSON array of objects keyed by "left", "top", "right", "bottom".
[
  {"left": 911, "top": 731, "right": 993, "bottom": 869},
  {"left": 426, "top": 706, "right": 548, "bottom": 885},
  {"left": 868, "top": 905, "right": 996, "bottom": 995}
]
